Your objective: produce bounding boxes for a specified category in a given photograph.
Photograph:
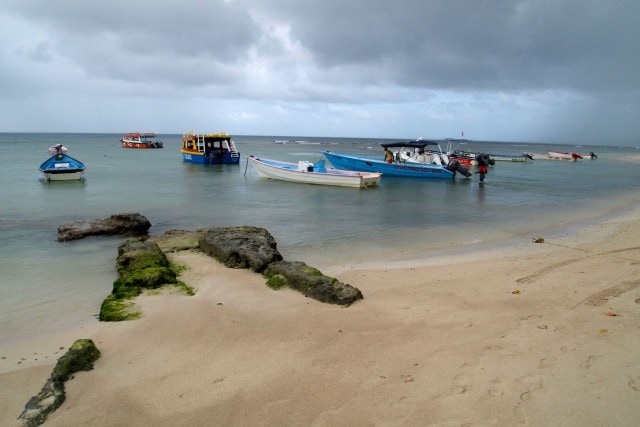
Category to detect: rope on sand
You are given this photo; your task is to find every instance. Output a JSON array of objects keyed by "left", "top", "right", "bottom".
[{"left": 532, "top": 237, "right": 639, "bottom": 262}]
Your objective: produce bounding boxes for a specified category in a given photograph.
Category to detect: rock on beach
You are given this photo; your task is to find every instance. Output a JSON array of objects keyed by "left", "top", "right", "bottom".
[{"left": 57, "top": 213, "right": 151, "bottom": 242}]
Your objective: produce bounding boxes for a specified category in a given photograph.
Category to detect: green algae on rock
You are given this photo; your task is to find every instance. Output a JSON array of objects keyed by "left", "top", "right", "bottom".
[
  {"left": 99, "top": 239, "right": 191, "bottom": 321},
  {"left": 264, "top": 260, "right": 363, "bottom": 306},
  {"left": 18, "top": 339, "right": 100, "bottom": 427}
]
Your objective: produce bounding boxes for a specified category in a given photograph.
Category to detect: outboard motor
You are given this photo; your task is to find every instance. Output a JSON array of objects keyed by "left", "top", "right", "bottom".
[{"left": 447, "top": 159, "right": 472, "bottom": 177}]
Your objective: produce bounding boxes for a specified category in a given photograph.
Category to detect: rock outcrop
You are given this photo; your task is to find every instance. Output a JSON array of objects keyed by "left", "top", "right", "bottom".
[
  {"left": 198, "top": 226, "right": 363, "bottom": 306},
  {"left": 18, "top": 339, "right": 100, "bottom": 427},
  {"left": 199, "top": 226, "right": 283, "bottom": 272},
  {"left": 100, "top": 239, "right": 186, "bottom": 321},
  {"left": 149, "top": 229, "right": 207, "bottom": 252},
  {"left": 57, "top": 213, "right": 151, "bottom": 242},
  {"left": 264, "top": 260, "right": 364, "bottom": 306}
]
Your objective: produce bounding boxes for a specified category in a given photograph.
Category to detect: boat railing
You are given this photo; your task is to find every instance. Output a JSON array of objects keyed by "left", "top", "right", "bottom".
[
  {"left": 196, "top": 134, "right": 206, "bottom": 153},
  {"left": 225, "top": 140, "right": 240, "bottom": 157}
]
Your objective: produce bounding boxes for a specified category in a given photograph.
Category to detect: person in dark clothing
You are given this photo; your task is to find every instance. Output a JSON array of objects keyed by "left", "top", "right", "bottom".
[{"left": 475, "top": 153, "right": 492, "bottom": 182}]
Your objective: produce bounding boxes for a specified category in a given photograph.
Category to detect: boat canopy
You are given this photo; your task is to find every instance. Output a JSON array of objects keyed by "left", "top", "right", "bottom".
[{"left": 381, "top": 140, "right": 442, "bottom": 150}]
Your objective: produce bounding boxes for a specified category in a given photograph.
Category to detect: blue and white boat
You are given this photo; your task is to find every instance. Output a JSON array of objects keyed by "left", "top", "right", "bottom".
[
  {"left": 181, "top": 131, "right": 240, "bottom": 165},
  {"left": 247, "top": 156, "right": 381, "bottom": 188},
  {"left": 322, "top": 139, "right": 472, "bottom": 179},
  {"left": 39, "top": 145, "right": 86, "bottom": 181}
]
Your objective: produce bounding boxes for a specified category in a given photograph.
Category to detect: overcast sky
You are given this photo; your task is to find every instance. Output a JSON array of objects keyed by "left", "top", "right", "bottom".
[{"left": 1, "top": 1, "right": 638, "bottom": 145}]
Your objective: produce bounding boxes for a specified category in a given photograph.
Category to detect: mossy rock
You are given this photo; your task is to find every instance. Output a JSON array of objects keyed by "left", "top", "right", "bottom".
[
  {"left": 19, "top": 339, "right": 101, "bottom": 427},
  {"left": 263, "top": 260, "right": 363, "bottom": 306},
  {"left": 100, "top": 238, "right": 193, "bottom": 322},
  {"left": 112, "top": 264, "right": 177, "bottom": 298},
  {"left": 99, "top": 294, "right": 141, "bottom": 321},
  {"left": 149, "top": 229, "right": 207, "bottom": 252},
  {"left": 199, "top": 226, "right": 283, "bottom": 272}
]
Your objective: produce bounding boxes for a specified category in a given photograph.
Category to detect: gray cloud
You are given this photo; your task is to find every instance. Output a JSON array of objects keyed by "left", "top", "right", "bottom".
[{"left": 1, "top": 0, "right": 639, "bottom": 143}]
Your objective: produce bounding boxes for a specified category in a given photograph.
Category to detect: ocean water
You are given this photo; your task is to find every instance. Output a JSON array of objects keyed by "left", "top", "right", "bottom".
[{"left": 1, "top": 132, "right": 639, "bottom": 349}]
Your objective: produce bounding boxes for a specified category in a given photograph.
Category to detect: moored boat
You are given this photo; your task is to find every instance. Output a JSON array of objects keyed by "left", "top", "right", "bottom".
[
  {"left": 120, "top": 132, "right": 163, "bottom": 149},
  {"left": 181, "top": 131, "right": 240, "bottom": 165},
  {"left": 577, "top": 151, "right": 598, "bottom": 159},
  {"left": 490, "top": 153, "right": 532, "bottom": 162},
  {"left": 447, "top": 149, "right": 476, "bottom": 166},
  {"left": 523, "top": 152, "right": 547, "bottom": 160},
  {"left": 48, "top": 145, "right": 68, "bottom": 155},
  {"left": 322, "top": 139, "right": 471, "bottom": 179},
  {"left": 39, "top": 144, "right": 86, "bottom": 181},
  {"left": 247, "top": 156, "right": 381, "bottom": 188},
  {"left": 449, "top": 148, "right": 528, "bottom": 164},
  {"left": 547, "top": 151, "right": 582, "bottom": 161}
]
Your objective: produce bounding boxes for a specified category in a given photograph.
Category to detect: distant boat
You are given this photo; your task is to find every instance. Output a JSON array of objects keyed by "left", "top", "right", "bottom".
[
  {"left": 577, "top": 151, "right": 598, "bottom": 159},
  {"left": 490, "top": 153, "right": 531, "bottom": 162},
  {"left": 247, "top": 156, "right": 381, "bottom": 188},
  {"left": 181, "top": 131, "right": 240, "bottom": 165},
  {"left": 48, "top": 145, "right": 68, "bottom": 155},
  {"left": 525, "top": 151, "right": 585, "bottom": 161},
  {"left": 323, "top": 139, "right": 471, "bottom": 179},
  {"left": 120, "top": 132, "right": 163, "bottom": 149},
  {"left": 547, "top": 151, "right": 583, "bottom": 161},
  {"left": 524, "top": 152, "right": 552, "bottom": 160},
  {"left": 39, "top": 144, "right": 86, "bottom": 181}
]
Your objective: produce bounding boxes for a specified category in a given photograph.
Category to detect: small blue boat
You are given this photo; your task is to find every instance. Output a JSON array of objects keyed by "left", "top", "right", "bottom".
[
  {"left": 39, "top": 145, "right": 86, "bottom": 181},
  {"left": 181, "top": 131, "right": 240, "bottom": 165},
  {"left": 322, "top": 139, "right": 471, "bottom": 179}
]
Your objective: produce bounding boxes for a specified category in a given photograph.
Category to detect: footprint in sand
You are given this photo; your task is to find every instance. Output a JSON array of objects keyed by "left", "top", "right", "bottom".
[
  {"left": 538, "top": 357, "right": 557, "bottom": 369},
  {"left": 628, "top": 376, "right": 640, "bottom": 392},
  {"left": 580, "top": 355, "right": 598, "bottom": 369},
  {"left": 516, "top": 374, "right": 544, "bottom": 402}
]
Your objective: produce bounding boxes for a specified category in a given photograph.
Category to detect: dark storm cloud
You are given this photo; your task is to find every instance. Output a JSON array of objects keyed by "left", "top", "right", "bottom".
[
  {"left": 4, "top": 0, "right": 638, "bottom": 94},
  {"left": 252, "top": 0, "right": 640, "bottom": 92},
  {"left": 1, "top": 0, "right": 638, "bottom": 142},
  {"left": 3, "top": 1, "right": 259, "bottom": 85}
]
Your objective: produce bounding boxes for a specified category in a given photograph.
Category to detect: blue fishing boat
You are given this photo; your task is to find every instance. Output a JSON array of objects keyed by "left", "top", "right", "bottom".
[
  {"left": 181, "top": 131, "right": 240, "bottom": 165},
  {"left": 39, "top": 144, "right": 86, "bottom": 181},
  {"left": 322, "top": 139, "right": 471, "bottom": 179}
]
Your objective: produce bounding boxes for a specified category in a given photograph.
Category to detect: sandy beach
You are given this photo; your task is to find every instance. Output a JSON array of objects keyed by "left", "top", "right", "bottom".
[{"left": 2, "top": 209, "right": 640, "bottom": 426}]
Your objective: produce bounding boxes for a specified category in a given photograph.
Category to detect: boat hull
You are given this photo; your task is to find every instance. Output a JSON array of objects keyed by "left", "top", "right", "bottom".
[
  {"left": 39, "top": 153, "right": 86, "bottom": 181},
  {"left": 322, "top": 151, "right": 455, "bottom": 179},
  {"left": 42, "top": 170, "right": 85, "bottom": 181},
  {"left": 249, "top": 156, "right": 380, "bottom": 188},
  {"left": 120, "top": 141, "right": 163, "bottom": 149},
  {"left": 547, "top": 151, "right": 581, "bottom": 160},
  {"left": 181, "top": 150, "right": 240, "bottom": 165},
  {"left": 491, "top": 155, "right": 529, "bottom": 162}
]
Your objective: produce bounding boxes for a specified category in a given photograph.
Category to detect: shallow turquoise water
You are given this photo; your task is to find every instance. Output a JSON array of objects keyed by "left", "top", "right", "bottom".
[{"left": 1, "top": 132, "right": 639, "bottom": 343}]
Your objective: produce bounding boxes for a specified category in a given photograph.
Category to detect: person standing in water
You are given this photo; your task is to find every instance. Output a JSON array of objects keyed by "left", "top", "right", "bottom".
[{"left": 475, "top": 153, "right": 492, "bottom": 182}]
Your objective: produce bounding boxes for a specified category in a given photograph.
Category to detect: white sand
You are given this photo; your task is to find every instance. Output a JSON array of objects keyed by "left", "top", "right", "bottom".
[{"left": 2, "top": 211, "right": 639, "bottom": 426}]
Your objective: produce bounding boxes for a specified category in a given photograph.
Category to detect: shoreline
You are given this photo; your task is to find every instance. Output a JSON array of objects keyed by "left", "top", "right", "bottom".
[{"left": 2, "top": 207, "right": 640, "bottom": 426}]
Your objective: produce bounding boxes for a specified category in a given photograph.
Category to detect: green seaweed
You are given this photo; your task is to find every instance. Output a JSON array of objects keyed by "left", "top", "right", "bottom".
[
  {"left": 19, "top": 339, "right": 100, "bottom": 427},
  {"left": 99, "top": 295, "right": 141, "bottom": 321},
  {"left": 100, "top": 240, "right": 195, "bottom": 322},
  {"left": 266, "top": 274, "right": 288, "bottom": 290}
]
